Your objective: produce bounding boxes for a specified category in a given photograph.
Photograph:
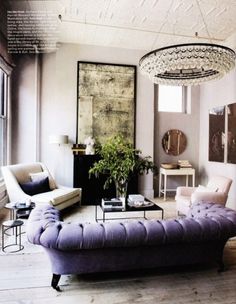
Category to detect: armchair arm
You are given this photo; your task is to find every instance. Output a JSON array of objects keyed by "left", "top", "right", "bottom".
[
  {"left": 57, "top": 185, "right": 82, "bottom": 193},
  {"left": 1, "top": 167, "right": 31, "bottom": 202},
  {"left": 191, "top": 192, "right": 227, "bottom": 205},
  {"left": 176, "top": 186, "right": 197, "bottom": 197},
  {"left": 57, "top": 184, "right": 67, "bottom": 189},
  {"left": 57, "top": 185, "right": 82, "bottom": 197}
]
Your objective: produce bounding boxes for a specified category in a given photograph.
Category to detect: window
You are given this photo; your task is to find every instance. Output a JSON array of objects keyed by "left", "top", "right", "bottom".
[
  {"left": 158, "top": 85, "right": 189, "bottom": 113},
  {"left": 0, "top": 67, "right": 8, "bottom": 171}
]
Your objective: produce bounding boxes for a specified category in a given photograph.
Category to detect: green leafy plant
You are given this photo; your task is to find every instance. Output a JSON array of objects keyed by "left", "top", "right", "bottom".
[{"left": 89, "top": 135, "right": 156, "bottom": 190}]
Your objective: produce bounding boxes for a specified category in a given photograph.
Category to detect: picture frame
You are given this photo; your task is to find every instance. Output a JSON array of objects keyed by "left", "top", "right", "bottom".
[
  {"left": 209, "top": 103, "right": 236, "bottom": 164},
  {"left": 227, "top": 103, "right": 236, "bottom": 163},
  {"left": 76, "top": 61, "right": 136, "bottom": 146},
  {"left": 209, "top": 106, "right": 225, "bottom": 163}
]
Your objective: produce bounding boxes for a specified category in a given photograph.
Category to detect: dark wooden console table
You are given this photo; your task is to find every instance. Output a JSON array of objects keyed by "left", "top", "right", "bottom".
[{"left": 73, "top": 154, "right": 138, "bottom": 205}]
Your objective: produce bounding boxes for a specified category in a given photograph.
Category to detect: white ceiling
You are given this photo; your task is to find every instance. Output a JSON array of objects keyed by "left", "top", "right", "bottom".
[{"left": 5, "top": 0, "right": 236, "bottom": 52}]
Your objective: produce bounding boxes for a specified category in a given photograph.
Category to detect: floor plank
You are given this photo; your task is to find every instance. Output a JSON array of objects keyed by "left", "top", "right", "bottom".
[{"left": 0, "top": 199, "right": 236, "bottom": 303}]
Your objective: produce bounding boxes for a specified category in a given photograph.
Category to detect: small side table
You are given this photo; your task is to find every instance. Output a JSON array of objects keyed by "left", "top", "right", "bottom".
[
  {"left": 2, "top": 220, "right": 24, "bottom": 253},
  {"left": 159, "top": 167, "right": 195, "bottom": 200},
  {"left": 5, "top": 202, "right": 35, "bottom": 220}
]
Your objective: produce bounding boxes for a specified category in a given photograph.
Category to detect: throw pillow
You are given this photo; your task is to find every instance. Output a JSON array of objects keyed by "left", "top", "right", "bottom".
[
  {"left": 30, "top": 171, "right": 48, "bottom": 182},
  {"left": 20, "top": 177, "right": 51, "bottom": 196},
  {"left": 30, "top": 171, "right": 56, "bottom": 190},
  {"left": 195, "top": 185, "right": 218, "bottom": 193}
]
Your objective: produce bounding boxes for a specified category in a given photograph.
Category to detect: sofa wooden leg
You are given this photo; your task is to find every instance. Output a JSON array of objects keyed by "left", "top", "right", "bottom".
[{"left": 51, "top": 274, "right": 61, "bottom": 291}]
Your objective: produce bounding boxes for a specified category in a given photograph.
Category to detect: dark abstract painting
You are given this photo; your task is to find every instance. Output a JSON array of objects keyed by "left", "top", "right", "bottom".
[{"left": 209, "top": 106, "right": 225, "bottom": 162}]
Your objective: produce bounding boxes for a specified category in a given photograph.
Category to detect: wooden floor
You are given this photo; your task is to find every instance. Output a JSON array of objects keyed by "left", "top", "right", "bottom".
[{"left": 0, "top": 199, "right": 236, "bottom": 304}]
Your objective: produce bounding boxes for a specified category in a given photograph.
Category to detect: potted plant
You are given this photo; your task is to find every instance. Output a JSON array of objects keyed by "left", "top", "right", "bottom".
[{"left": 89, "top": 135, "right": 156, "bottom": 202}]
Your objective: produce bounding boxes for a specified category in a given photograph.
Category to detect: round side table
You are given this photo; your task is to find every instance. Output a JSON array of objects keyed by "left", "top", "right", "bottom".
[
  {"left": 2, "top": 220, "right": 24, "bottom": 253},
  {"left": 5, "top": 202, "right": 35, "bottom": 220}
]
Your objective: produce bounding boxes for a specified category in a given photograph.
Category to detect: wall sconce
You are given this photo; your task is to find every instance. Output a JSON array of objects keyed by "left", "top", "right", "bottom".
[{"left": 49, "top": 135, "right": 69, "bottom": 145}]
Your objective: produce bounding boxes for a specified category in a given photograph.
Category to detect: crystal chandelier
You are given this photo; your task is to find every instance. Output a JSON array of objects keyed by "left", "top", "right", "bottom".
[{"left": 139, "top": 43, "right": 236, "bottom": 86}]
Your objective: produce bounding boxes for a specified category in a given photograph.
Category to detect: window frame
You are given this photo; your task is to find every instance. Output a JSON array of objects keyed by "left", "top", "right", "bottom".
[
  {"left": 0, "top": 68, "right": 7, "bottom": 117},
  {"left": 0, "top": 56, "right": 12, "bottom": 175},
  {"left": 0, "top": 68, "right": 8, "bottom": 171},
  {"left": 157, "top": 85, "right": 189, "bottom": 114}
]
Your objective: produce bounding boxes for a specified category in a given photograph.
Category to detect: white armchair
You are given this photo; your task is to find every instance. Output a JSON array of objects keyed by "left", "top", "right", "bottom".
[
  {"left": 1, "top": 162, "right": 81, "bottom": 210},
  {"left": 175, "top": 175, "right": 232, "bottom": 215}
]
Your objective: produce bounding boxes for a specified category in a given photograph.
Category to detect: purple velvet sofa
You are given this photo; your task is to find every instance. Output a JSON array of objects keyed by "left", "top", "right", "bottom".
[{"left": 26, "top": 202, "right": 236, "bottom": 291}]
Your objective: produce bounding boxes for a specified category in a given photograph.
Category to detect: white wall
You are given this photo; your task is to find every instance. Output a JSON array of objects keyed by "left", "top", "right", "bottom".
[
  {"left": 40, "top": 43, "right": 155, "bottom": 197},
  {"left": 154, "top": 86, "right": 200, "bottom": 195},
  {"left": 13, "top": 44, "right": 236, "bottom": 205},
  {"left": 199, "top": 69, "right": 236, "bottom": 209},
  {"left": 12, "top": 55, "right": 38, "bottom": 163}
]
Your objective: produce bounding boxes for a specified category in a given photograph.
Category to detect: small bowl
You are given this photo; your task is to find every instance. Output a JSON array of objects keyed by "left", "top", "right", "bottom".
[{"left": 161, "top": 163, "right": 179, "bottom": 169}]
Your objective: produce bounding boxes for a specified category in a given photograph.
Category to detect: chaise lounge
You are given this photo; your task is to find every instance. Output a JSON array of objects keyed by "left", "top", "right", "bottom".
[
  {"left": 26, "top": 201, "right": 236, "bottom": 291},
  {"left": 1, "top": 163, "right": 81, "bottom": 210}
]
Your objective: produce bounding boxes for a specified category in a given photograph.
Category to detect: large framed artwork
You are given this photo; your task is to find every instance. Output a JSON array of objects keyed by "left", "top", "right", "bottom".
[
  {"left": 209, "top": 103, "right": 236, "bottom": 163},
  {"left": 209, "top": 106, "right": 225, "bottom": 163},
  {"left": 76, "top": 61, "right": 136, "bottom": 145},
  {"left": 227, "top": 103, "right": 236, "bottom": 163}
]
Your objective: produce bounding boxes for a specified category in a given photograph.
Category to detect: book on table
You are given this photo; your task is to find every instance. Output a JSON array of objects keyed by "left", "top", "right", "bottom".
[
  {"left": 102, "top": 198, "right": 124, "bottom": 210},
  {"left": 128, "top": 194, "right": 145, "bottom": 203},
  {"left": 178, "top": 160, "right": 192, "bottom": 168}
]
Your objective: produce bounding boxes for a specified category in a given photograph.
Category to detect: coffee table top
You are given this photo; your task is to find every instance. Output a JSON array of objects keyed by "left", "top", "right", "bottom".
[{"left": 100, "top": 197, "right": 163, "bottom": 213}]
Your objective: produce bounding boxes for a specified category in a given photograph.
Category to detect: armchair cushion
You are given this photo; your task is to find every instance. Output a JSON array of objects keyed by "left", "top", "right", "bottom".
[
  {"left": 32, "top": 187, "right": 81, "bottom": 207},
  {"left": 20, "top": 177, "right": 51, "bottom": 196}
]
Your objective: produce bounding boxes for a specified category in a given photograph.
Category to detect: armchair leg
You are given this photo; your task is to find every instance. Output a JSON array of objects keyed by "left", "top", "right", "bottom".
[{"left": 51, "top": 274, "right": 61, "bottom": 291}]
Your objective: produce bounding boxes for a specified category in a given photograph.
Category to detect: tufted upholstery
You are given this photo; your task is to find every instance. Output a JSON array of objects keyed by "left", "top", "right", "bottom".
[
  {"left": 27, "top": 202, "right": 236, "bottom": 251},
  {"left": 26, "top": 202, "right": 236, "bottom": 290}
]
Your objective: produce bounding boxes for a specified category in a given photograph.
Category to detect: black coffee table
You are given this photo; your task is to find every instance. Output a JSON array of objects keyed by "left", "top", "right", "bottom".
[{"left": 95, "top": 198, "right": 164, "bottom": 222}]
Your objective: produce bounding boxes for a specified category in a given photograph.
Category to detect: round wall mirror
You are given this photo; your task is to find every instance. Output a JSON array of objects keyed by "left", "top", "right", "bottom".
[{"left": 162, "top": 129, "right": 187, "bottom": 156}]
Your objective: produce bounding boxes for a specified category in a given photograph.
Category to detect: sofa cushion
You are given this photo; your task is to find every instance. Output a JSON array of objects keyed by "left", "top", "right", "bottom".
[
  {"left": 32, "top": 188, "right": 81, "bottom": 206},
  {"left": 20, "top": 177, "right": 51, "bottom": 196}
]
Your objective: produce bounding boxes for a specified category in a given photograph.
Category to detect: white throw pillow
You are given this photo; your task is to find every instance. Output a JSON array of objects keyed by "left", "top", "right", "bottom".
[
  {"left": 30, "top": 172, "right": 48, "bottom": 182},
  {"left": 195, "top": 185, "right": 218, "bottom": 193}
]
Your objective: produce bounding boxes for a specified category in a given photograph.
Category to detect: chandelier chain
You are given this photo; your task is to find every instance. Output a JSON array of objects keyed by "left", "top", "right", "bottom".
[
  {"left": 196, "top": 0, "right": 213, "bottom": 43},
  {"left": 151, "top": 0, "right": 175, "bottom": 50}
]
